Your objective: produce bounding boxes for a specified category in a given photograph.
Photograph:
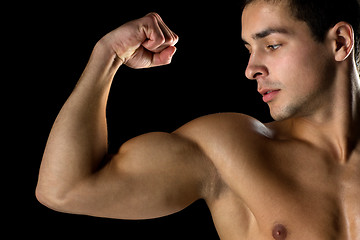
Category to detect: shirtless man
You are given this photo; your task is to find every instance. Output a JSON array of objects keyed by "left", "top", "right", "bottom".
[{"left": 36, "top": 0, "right": 360, "bottom": 239}]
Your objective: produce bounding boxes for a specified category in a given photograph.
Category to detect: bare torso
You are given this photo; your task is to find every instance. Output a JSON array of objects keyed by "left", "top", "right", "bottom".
[
  {"left": 35, "top": 10, "right": 360, "bottom": 240},
  {"left": 180, "top": 113, "right": 360, "bottom": 240}
]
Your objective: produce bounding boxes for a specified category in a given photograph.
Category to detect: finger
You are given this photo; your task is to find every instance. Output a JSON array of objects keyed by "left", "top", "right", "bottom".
[
  {"left": 153, "top": 13, "right": 179, "bottom": 46},
  {"left": 142, "top": 13, "right": 166, "bottom": 52},
  {"left": 142, "top": 13, "right": 178, "bottom": 52},
  {"left": 150, "top": 46, "right": 177, "bottom": 67}
]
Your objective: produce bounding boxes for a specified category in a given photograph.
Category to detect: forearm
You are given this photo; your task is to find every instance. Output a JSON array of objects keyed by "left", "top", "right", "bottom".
[{"left": 37, "top": 41, "right": 122, "bottom": 201}]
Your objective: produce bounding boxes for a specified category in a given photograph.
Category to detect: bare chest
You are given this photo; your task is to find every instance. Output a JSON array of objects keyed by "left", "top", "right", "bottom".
[{"left": 210, "top": 147, "right": 360, "bottom": 240}]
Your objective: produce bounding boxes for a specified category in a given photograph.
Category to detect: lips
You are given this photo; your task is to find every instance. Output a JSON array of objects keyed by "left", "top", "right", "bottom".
[{"left": 258, "top": 89, "right": 280, "bottom": 103}]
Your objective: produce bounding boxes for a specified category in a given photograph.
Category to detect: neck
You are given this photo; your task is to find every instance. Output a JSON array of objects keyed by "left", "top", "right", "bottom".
[{"left": 290, "top": 64, "right": 360, "bottom": 162}]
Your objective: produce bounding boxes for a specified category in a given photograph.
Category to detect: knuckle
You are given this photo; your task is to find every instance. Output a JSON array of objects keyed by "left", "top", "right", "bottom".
[
  {"left": 155, "top": 33, "right": 166, "bottom": 46},
  {"left": 172, "top": 34, "right": 179, "bottom": 44},
  {"left": 166, "top": 33, "right": 178, "bottom": 46},
  {"left": 160, "top": 36, "right": 166, "bottom": 45},
  {"left": 145, "top": 12, "right": 160, "bottom": 22}
]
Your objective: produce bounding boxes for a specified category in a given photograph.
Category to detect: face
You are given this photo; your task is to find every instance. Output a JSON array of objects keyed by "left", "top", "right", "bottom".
[{"left": 242, "top": 1, "right": 336, "bottom": 121}]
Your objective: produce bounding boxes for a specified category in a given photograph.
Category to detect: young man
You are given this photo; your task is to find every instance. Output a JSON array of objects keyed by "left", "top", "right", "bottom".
[{"left": 36, "top": 0, "right": 360, "bottom": 239}]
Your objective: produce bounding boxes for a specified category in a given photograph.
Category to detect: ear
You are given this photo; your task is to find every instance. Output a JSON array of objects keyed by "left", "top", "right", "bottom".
[{"left": 328, "top": 22, "right": 354, "bottom": 62}]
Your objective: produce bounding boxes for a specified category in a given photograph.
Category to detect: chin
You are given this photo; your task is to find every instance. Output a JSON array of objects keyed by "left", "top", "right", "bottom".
[
  {"left": 270, "top": 112, "right": 289, "bottom": 121},
  {"left": 269, "top": 104, "right": 298, "bottom": 121}
]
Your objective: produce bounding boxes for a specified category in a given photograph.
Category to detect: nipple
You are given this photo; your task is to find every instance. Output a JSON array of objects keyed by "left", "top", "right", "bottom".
[{"left": 272, "top": 224, "right": 287, "bottom": 240}]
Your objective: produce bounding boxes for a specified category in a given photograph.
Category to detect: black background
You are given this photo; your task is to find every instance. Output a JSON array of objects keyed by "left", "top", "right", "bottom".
[{"left": 7, "top": 1, "right": 272, "bottom": 239}]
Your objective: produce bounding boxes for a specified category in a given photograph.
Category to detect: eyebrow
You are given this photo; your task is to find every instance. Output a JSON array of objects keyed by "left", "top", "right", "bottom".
[{"left": 242, "top": 27, "right": 290, "bottom": 45}]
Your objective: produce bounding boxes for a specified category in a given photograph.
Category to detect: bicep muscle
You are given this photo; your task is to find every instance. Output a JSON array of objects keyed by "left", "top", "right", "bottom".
[{"left": 63, "top": 132, "right": 210, "bottom": 219}]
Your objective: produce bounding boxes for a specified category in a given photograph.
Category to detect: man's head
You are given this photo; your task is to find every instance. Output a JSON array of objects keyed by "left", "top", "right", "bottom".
[{"left": 241, "top": 0, "right": 360, "bottom": 121}]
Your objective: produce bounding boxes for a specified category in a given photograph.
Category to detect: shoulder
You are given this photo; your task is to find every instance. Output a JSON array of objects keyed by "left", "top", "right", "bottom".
[
  {"left": 175, "top": 113, "right": 273, "bottom": 147},
  {"left": 122, "top": 113, "right": 274, "bottom": 153},
  {"left": 175, "top": 113, "right": 276, "bottom": 198}
]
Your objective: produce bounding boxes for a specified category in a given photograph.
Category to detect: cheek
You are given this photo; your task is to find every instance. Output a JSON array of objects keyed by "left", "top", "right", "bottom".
[{"left": 271, "top": 45, "right": 331, "bottom": 96}]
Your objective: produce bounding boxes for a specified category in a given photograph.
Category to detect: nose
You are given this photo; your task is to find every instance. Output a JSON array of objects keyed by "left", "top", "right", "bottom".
[{"left": 245, "top": 54, "right": 269, "bottom": 80}]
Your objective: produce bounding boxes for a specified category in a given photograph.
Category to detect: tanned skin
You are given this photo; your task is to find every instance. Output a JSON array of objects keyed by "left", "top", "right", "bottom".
[{"left": 36, "top": 1, "right": 360, "bottom": 239}]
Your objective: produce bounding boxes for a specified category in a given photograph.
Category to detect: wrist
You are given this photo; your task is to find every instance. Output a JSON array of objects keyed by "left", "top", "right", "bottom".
[
  {"left": 92, "top": 38, "right": 124, "bottom": 70},
  {"left": 76, "top": 39, "right": 123, "bottom": 90},
  {"left": 81, "top": 39, "right": 123, "bottom": 82}
]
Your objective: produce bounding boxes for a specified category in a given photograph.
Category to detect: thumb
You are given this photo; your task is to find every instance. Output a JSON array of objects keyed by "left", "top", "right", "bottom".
[{"left": 151, "top": 46, "right": 177, "bottom": 67}]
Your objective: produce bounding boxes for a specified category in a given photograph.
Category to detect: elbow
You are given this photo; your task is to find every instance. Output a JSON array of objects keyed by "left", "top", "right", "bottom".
[
  {"left": 35, "top": 186, "right": 53, "bottom": 208},
  {"left": 35, "top": 184, "right": 70, "bottom": 213}
]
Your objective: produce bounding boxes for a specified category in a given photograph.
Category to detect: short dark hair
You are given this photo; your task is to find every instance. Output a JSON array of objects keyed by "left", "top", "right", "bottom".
[{"left": 243, "top": 0, "right": 360, "bottom": 73}]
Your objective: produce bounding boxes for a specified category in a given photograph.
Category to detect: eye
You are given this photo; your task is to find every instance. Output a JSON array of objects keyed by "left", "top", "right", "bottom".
[{"left": 267, "top": 44, "right": 281, "bottom": 51}]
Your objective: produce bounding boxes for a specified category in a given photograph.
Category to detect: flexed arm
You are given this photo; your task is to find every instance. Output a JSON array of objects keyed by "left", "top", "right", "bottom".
[{"left": 36, "top": 13, "right": 212, "bottom": 219}]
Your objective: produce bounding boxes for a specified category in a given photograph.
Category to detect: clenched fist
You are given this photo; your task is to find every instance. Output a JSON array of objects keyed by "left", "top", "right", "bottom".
[{"left": 98, "top": 12, "right": 179, "bottom": 69}]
